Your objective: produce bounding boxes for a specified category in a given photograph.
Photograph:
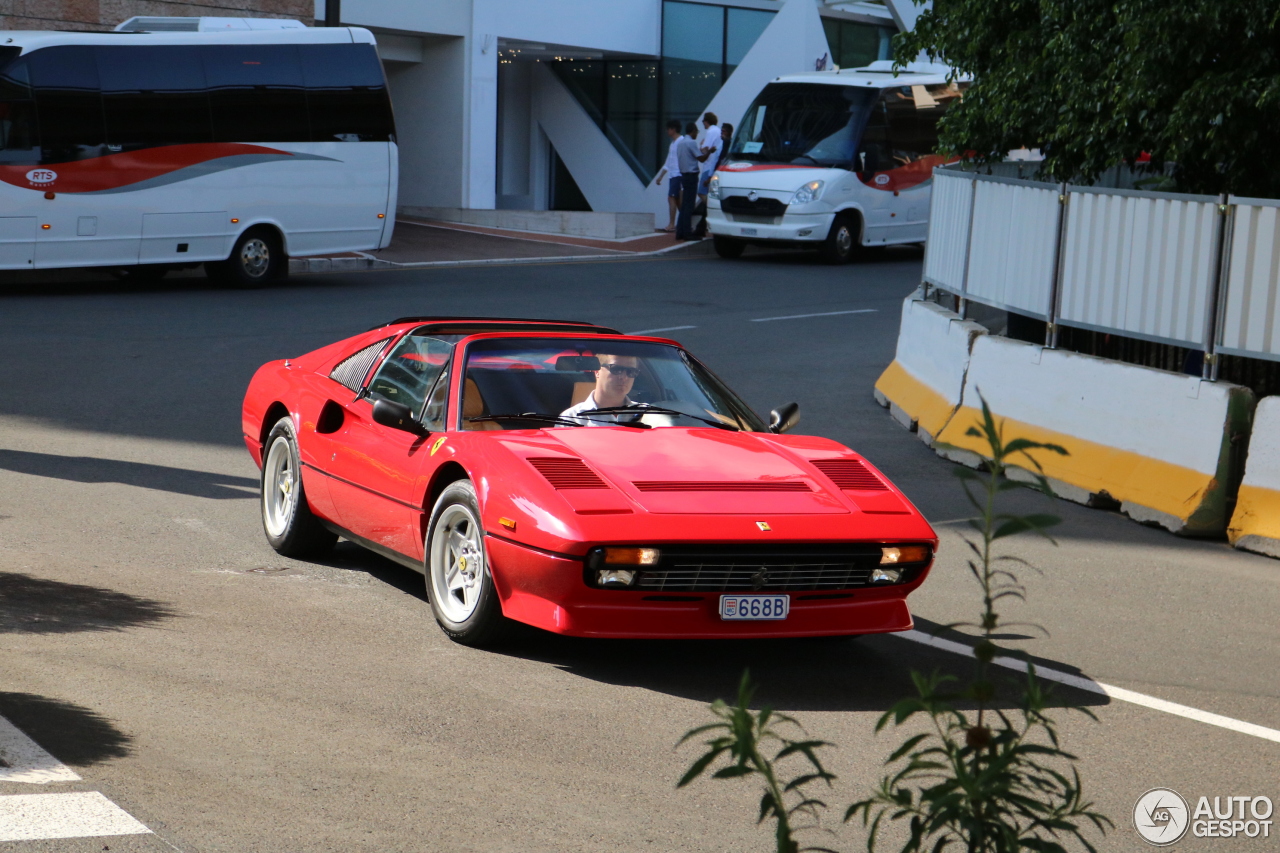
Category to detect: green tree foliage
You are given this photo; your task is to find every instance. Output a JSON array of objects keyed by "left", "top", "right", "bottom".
[{"left": 897, "top": 0, "right": 1280, "bottom": 196}]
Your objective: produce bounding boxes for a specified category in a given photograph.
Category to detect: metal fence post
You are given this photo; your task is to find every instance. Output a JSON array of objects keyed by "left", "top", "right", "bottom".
[
  {"left": 1045, "top": 182, "right": 1069, "bottom": 348},
  {"left": 1203, "top": 193, "right": 1231, "bottom": 381},
  {"left": 958, "top": 174, "right": 978, "bottom": 319}
]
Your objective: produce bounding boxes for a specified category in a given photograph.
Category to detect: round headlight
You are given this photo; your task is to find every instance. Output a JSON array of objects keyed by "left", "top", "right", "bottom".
[
  {"left": 789, "top": 180, "right": 825, "bottom": 205},
  {"left": 708, "top": 174, "right": 720, "bottom": 200}
]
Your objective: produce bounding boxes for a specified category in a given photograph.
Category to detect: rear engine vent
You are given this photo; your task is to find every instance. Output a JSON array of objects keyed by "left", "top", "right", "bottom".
[
  {"left": 329, "top": 337, "right": 391, "bottom": 392},
  {"left": 811, "top": 459, "right": 888, "bottom": 491},
  {"left": 527, "top": 457, "right": 609, "bottom": 489},
  {"left": 632, "top": 481, "right": 810, "bottom": 492}
]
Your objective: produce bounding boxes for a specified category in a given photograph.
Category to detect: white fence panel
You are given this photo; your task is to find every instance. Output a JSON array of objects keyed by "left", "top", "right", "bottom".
[
  {"left": 923, "top": 168, "right": 972, "bottom": 292},
  {"left": 1059, "top": 188, "right": 1219, "bottom": 347},
  {"left": 963, "top": 177, "right": 1059, "bottom": 318},
  {"left": 1219, "top": 199, "right": 1280, "bottom": 362}
]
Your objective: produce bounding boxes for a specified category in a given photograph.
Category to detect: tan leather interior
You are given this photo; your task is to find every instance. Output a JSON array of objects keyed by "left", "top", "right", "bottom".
[
  {"left": 570, "top": 381, "right": 595, "bottom": 407},
  {"left": 462, "top": 377, "right": 501, "bottom": 430}
]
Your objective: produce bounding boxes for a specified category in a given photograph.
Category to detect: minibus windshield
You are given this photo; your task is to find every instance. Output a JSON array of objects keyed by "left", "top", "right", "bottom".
[{"left": 728, "top": 82, "right": 877, "bottom": 168}]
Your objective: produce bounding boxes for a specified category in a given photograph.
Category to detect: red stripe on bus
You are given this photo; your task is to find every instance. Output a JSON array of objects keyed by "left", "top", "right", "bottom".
[{"left": 0, "top": 143, "right": 295, "bottom": 193}]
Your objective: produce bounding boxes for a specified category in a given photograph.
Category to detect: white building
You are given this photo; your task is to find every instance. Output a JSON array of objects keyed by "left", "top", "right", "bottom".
[{"left": 321, "top": 0, "right": 922, "bottom": 234}]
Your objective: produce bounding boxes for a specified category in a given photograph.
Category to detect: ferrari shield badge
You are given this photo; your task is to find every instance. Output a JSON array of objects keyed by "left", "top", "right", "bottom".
[
  {"left": 756, "top": 521, "right": 771, "bottom": 532},
  {"left": 430, "top": 436, "right": 447, "bottom": 456}
]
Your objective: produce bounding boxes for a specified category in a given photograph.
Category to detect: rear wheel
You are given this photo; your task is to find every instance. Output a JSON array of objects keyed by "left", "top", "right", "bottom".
[
  {"left": 713, "top": 236, "right": 747, "bottom": 259},
  {"left": 426, "top": 481, "right": 509, "bottom": 646},
  {"left": 819, "top": 214, "right": 859, "bottom": 265},
  {"left": 207, "top": 227, "right": 286, "bottom": 288},
  {"left": 261, "top": 417, "right": 337, "bottom": 558}
]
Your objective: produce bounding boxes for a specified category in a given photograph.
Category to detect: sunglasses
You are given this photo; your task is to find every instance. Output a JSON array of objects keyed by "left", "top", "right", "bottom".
[{"left": 600, "top": 363, "right": 642, "bottom": 379}]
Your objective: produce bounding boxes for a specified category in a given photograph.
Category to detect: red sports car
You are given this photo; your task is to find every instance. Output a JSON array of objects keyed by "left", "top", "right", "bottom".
[{"left": 242, "top": 317, "right": 937, "bottom": 645}]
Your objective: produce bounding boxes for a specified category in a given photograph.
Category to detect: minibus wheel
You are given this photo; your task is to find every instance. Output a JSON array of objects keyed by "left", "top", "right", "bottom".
[
  {"left": 712, "top": 236, "right": 746, "bottom": 259},
  {"left": 208, "top": 227, "right": 285, "bottom": 288},
  {"left": 819, "top": 214, "right": 859, "bottom": 265}
]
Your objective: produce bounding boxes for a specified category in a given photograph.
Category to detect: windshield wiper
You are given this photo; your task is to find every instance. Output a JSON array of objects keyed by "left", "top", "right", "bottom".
[
  {"left": 586, "top": 405, "right": 740, "bottom": 431},
  {"left": 791, "top": 154, "right": 823, "bottom": 166},
  {"left": 467, "top": 413, "right": 584, "bottom": 428}
]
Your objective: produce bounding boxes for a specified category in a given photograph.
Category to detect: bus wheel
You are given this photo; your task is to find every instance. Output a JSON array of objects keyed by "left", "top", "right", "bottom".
[
  {"left": 208, "top": 228, "right": 285, "bottom": 288},
  {"left": 819, "top": 214, "right": 858, "bottom": 265},
  {"left": 712, "top": 236, "right": 746, "bottom": 259}
]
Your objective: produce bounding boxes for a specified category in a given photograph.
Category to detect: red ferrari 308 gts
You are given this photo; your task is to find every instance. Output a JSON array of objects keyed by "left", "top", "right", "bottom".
[{"left": 242, "top": 316, "right": 937, "bottom": 646}]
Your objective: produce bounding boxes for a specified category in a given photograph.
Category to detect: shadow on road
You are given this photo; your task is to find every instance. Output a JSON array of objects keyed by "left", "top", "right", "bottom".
[
  {"left": 0, "top": 572, "right": 178, "bottom": 634},
  {"left": 0, "top": 692, "right": 132, "bottom": 767},
  {"left": 0, "top": 449, "right": 257, "bottom": 500}
]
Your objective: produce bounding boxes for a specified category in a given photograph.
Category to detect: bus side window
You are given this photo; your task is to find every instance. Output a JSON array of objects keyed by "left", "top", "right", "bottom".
[
  {"left": 885, "top": 84, "right": 949, "bottom": 166},
  {"left": 301, "top": 44, "right": 395, "bottom": 143},
  {"left": 98, "top": 46, "right": 213, "bottom": 148},
  {"left": 26, "top": 46, "right": 107, "bottom": 164},
  {"left": 203, "top": 44, "right": 310, "bottom": 144},
  {"left": 0, "top": 57, "right": 37, "bottom": 165},
  {"left": 856, "top": 98, "right": 890, "bottom": 175}
]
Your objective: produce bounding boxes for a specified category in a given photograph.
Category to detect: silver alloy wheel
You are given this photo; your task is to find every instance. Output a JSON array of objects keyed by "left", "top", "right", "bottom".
[
  {"left": 240, "top": 237, "right": 271, "bottom": 278},
  {"left": 835, "top": 224, "right": 853, "bottom": 255},
  {"left": 429, "top": 504, "right": 486, "bottom": 623},
  {"left": 262, "top": 436, "right": 296, "bottom": 538}
]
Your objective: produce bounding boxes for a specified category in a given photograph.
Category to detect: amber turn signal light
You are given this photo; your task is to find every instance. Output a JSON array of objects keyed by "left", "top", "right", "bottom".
[
  {"left": 881, "top": 545, "right": 931, "bottom": 564},
  {"left": 603, "top": 547, "right": 661, "bottom": 565}
]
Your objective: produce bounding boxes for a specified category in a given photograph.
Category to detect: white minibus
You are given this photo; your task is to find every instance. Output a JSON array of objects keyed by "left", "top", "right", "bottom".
[
  {"left": 0, "top": 20, "right": 396, "bottom": 285},
  {"left": 707, "top": 62, "right": 966, "bottom": 263}
]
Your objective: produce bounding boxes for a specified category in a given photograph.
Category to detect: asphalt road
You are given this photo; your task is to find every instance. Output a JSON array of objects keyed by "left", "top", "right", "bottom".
[{"left": 0, "top": 246, "right": 1277, "bottom": 852}]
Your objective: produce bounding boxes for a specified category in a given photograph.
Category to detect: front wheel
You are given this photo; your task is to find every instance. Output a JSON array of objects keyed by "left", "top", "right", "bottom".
[
  {"left": 713, "top": 236, "right": 747, "bottom": 259},
  {"left": 819, "top": 214, "right": 859, "bottom": 265},
  {"left": 261, "top": 417, "right": 337, "bottom": 557},
  {"left": 207, "top": 227, "right": 286, "bottom": 289},
  {"left": 426, "top": 481, "right": 508, "bottom": 646}
]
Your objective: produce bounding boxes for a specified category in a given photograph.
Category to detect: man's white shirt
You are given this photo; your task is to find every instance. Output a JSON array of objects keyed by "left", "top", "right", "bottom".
[
  {"left": 700, "top": 125, "right": 723, "bottom": 175},
  {"left": 560, "top": 391, "right": 646, "bottom": 426}
]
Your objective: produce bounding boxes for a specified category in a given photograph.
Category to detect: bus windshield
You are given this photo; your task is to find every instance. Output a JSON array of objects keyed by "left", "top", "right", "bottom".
[{"left": 729, "top": 83, "right": 878, "bottom": 168}]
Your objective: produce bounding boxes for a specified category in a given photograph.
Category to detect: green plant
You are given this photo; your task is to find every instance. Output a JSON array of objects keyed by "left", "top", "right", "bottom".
[
  {"left": 678, "top": 396, "right": 1111, "bottom": 852},
  {"left": 677, "top": 671, "right": 838, "bottom": 853}
]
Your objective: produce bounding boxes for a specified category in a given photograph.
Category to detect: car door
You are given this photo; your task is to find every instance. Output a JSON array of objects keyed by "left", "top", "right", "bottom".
[{"left": 323, "top": 333, "right": 455, "bottom": 561}]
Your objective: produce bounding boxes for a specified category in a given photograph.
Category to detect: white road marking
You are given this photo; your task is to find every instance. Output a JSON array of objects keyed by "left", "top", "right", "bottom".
[
  {"left": 626, "top": 325, "right": 697, "bottom": 335},
  {"left": 898, "top": 629, "right": 1280, "bottom": 744},
  {"left": 0, "top": 716, "right": 81, "bottom": 784},
  {"left": 0, "top": 792, "right": 150, "bottom": 842},
  {"left": 750, "top": 308, "right": 878, "bottom": 322}
]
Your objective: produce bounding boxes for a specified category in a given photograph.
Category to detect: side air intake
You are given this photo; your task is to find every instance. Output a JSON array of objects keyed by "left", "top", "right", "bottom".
[
  {"left": 527, "top": 457, "right": 609, "bottom": 489},
  {"left": 811, "top": 459, "right": 888, "bottom": 491}
]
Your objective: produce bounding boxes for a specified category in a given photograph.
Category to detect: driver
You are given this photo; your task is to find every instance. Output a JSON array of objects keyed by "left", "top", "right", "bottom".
[{"left": 559, "top": 354, "right": 645, "bottom": 426}]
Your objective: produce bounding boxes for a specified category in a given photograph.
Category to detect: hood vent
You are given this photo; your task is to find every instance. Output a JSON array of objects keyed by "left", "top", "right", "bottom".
[
  {"left": 811, "top": 459, "right": 888, "bottom": 491},
  {"left": 527, "top": 457, "right": 609, "bottom": 489},
  {"left": 632, "top": 481, "right": 810, "bottom": 492}
]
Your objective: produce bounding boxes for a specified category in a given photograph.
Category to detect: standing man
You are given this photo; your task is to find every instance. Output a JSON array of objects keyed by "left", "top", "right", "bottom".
[
  {"left": 693, "top": 112, "right": 722, "bottom": 238},
  {"left": 674, "top": 122, "right": 702, "bottom": 240},
  {"left": 652, "top": 119, "right": 684, "bottom": 232}
]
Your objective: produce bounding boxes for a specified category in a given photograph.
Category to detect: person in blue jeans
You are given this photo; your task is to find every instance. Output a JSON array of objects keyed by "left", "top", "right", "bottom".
[{"left": 674, "top": 122, "right": 702, "bottom": 239}]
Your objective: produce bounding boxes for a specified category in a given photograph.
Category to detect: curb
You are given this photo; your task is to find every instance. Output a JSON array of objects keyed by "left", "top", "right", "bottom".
[{"left": 287, "top": 239, "right": 706, "bottom": 275}]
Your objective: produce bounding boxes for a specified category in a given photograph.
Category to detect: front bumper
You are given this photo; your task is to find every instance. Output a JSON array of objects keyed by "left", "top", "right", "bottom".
[
  {"left": 707, "top": 208, "right": 834, "bottom": 243},
  {"left": 486, "top": 535, "right": 921, "bottom": 639}
]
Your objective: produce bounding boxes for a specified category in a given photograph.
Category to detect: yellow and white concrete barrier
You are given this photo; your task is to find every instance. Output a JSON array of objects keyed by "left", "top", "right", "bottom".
[
  {"left": 1229, "top": 397, "right": 1280, "bottom": 556},
  {"left": 933, "top": 335, "right": 1255, "bottom": 536},
  {"left": 874, "top": 296, "right": 986, "bottom": 445}
]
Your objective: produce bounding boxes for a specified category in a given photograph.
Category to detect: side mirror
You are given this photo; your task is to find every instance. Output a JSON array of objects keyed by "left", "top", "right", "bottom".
[
  {"left": 768, "top": 402, "right": 800, "bottom": 434},
  {"left": 372, "top": 399, "right": 428, "bottom": 436}
]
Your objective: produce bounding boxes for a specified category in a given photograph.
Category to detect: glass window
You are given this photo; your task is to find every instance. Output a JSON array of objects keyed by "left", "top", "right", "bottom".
[
  {"left": 605, "top": 61, "right": 659, "bottom": 180},
  {"left": 366, "top": 334, "right": 456, "bottom": 416},
  {"left": 0, "top": 54, "right": 36, "bottom": 165},
  {"left": 726, "top": 9, "right": 774, "bottom": 76},
  {"left": 97, "top": 46, "right": 212, "bottom": 147},
  {"left": 884, "top": 82, "right": 966, "bottom": 164},
  {"left": 26, "top": 46, "right": 107, "bottom": 163},
  {"left": 730, "top": 82, "right": 879, "bottom": 168},
  {"left": 461, "top": 337, "right": 765, "bottom": 431},
  {"left": 301, "top": 44, "right": 395, "bottom": 142},
  {"left": 662, "top": 1, "right": 724, "bottom": 63},
  {"left": 202, "top": 44, "right": 309, "bottom": 142},
  {"left": 823, "top": 19, "right": 895, "bottom": 70}
]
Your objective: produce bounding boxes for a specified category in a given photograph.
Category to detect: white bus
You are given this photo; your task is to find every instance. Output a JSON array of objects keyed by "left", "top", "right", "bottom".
[
  {"left": 0, "top": 20, "right": 396, "bottom": 286},
  {"left": 706, "top": 62, "right": 966, "bottom": 263}
]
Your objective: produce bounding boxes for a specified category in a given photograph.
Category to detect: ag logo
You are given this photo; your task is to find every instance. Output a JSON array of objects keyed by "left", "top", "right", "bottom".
[
  {"left": 26, "top": 168, "right": 56, "bottom": 185},
  {"left": 874, "top": 174, "right": 891, "bottom": 185},
  {"left": 1134, "top": 788, "right": 1189, "bottom": 846}
]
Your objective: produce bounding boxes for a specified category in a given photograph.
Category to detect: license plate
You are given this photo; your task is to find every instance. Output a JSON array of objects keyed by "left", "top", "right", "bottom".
[
  {"left": 720, "top": 594, "right": 789, "bottom": 620},
  {"left": 741, "top": 227, "right": 758, "bottom": 236}
]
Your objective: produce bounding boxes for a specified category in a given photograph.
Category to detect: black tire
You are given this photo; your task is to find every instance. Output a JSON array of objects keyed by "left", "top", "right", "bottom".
[
  {"left": 260, "top": 417, "right": 337, "bottom": 558},
  {"left": 425, "top": 480, "right": 509, "bottom": 647},
  {"left": 713, "top": 236, "right": 747, "bottom": 259},
  {"left": 111, "top": 264, "right": 170, "bottom": 283},
  {"left": 819, "top": 214, "right": 859, "bottom": 265},
  {"left": 206, "top": 227, "right": 286, "bottom": 289}
]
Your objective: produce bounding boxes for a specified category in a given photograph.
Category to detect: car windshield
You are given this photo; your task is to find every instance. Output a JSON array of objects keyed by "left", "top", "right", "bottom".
[
  {"left": 728, "top": 82, "right": 877, "bottom": 168},
  {"left": 460, "top": 337, "right": 766, "bottom": 431}
]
